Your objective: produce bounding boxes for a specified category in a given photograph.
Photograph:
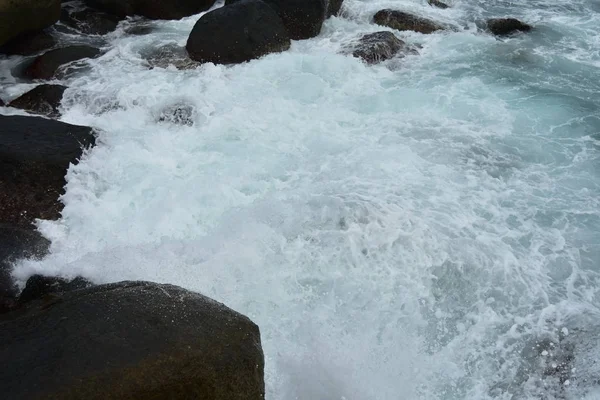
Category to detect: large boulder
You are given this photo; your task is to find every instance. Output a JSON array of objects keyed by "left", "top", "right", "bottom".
[
  {"left": 373, "top": 9, "right": 444, "bottom": 34},
  {"left": 0, "top": 225, "right": 50, "bottom": 313},
  {"left": 349, "top": 31, "right": 407, "bottom": 64},
  {"left": 0, "top": 0, "right": 61, "bottom": 47},
  {"left": 25, "top": 45, "right": 101, "bottom": 80},
  {"left": 186, "top": 0, "right": 290, "bottom": 64},
  {"left": 83, "top": 0, "right": 217, "bottom": 20},
  {"left": 0, "top": 30, "right": 57, "bottom": 56},
  {"left": 0, "top": 280, "right": 265, "bottom": 400},
  {"left": 225, "top": 0, "right": 325, "bottom": 40},
  {"left": 8, "top": 84, "right": 67, "bottom": 117},
  {"left": 0, "top": 115, "right": 95, "bottom": 227},
  {"left": 487, "top": 18, "right": 532, "bottom": 36}
]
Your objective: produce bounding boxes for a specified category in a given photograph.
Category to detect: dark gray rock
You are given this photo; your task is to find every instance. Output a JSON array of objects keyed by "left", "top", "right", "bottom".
[
  {"left": 487, "top": 18, "right": 532, "bottom": 36},
  {"left": 428, "top": 0, "right": 449, "bottom": 9},
  {"left": 0, "top": 281, "right": 265, "bottom": 400},
  {"left": 373, "top": 9, "right": 444, "bottom": 34},
  {"left": 83, "top": 0, "right": 217, "bottom": 20},
  {"left": 350, "top": 31, "right": 407, "bottom": 64},
  {"left": 326, "top": 0, "right": 343, "bottom": 18},
  {"left": 0, "top": 115, "right": 95, "bottom": 227},
  {"left": 0, "top": 30, "right": 57, "bottom": 56},
  {"left": 225, "top": 0, "right": 325, "bottom": 40},
  {"left": 24, "top": 45, "right": 101, "bottom": 80},
  {"left": 60, "top": 7, "right": 121, "bottom": 35},
  {"left": 0, "top": 0, "right": 61, "bottom": 47},
  {"left": 187, "top": 0, "right": 291, "bottom": 64},
  {"left": 0, "top": 225, "right": 50, "bottom": 313},
  {"left": 8, "top": 84, "right": 67, "bottom": 117},
  {"left": 18, "top": 274, "right": 93, "bottom": 304}
]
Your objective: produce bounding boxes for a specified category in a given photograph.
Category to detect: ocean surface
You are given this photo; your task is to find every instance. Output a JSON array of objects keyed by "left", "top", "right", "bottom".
[{"left": 2, "top": 0, "right": 600, "bottom": 398}]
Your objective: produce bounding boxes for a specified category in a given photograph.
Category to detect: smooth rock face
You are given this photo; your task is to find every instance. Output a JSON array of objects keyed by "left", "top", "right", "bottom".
[
  {"left": 25, "top": 45, "right": 101, "bottom": 80},
  {"left": 225, "top": 0, "right": 326, "bottom": 40},
  {"left": 487, "top": 18, "right": 532, "bottom": 36},
  {"left": 0, "top": 30, "right": 57, "bottom": 56},
  {"left": 186, "top": 0, "right": 291, "bottom": 64},
  {"left": 0, "top": 281, "right": 265, "bottom": 400},
  {"left": 8, "top": 84, "right": 67, "bottom": 117},
  {"left": 326, "top": 0, "right": 343, "bottom": 17},
  {"left": 0, "top": 225, "right": 50, "bottom": 313},
  {"left": 351, "top": 31, "right": 406, "bottom": 64},
  {"left": 0, "top": 0, "right": 61, "bottom": 46},
  {"left": 84, "top": 0, "right": 218, "bottom": 20},
  {"left": 373, "top": 9, "right": 444, "bottom": 34},
  {"left": 0, "top": 115, "right": 95, "bottom": 227}
]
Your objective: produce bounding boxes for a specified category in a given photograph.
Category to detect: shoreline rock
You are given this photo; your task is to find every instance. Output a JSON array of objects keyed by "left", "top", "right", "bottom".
[
  {"left": 349, "top": 31, "right": 407, "bottom": 64},
  {"left": 0, "top": 115, "right": 95, "bottom": 228},
  {"left": 25, "top": 45, "right": 101, "bottom": 80},
  {"left": 1, "top": 280, "right": 265, "bottom": 400},
  {"left": 83, "top": 0, "right": 218, "bottom": 20},
  {"left": 0, "top": 0, "right": 61, "bottom": 47}
]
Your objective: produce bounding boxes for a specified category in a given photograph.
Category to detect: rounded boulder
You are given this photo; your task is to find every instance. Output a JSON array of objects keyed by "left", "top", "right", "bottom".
[{"left": 186, "top": 0, "right": 291, "bottom": 65}]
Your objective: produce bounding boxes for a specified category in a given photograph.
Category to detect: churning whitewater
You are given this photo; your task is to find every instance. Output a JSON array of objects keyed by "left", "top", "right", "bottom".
[{"left": 6, "top": 0, "right": 600, "bottom": 398}]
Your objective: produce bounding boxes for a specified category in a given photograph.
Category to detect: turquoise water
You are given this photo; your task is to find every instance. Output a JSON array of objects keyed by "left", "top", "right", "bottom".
[{"left": 3, "top": 0, "right": 600, "bottom": 398}]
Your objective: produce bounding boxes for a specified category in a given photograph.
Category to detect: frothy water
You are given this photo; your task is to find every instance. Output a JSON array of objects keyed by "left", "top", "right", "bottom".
[{"left": 4, "top": 0, "right": 600, "bottom": 398}]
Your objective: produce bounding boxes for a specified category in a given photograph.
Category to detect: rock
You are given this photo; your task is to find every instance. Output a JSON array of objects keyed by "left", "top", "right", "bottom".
[
  {"left": 186, "top": 0, "right": 291, "bottom": 65},
  {"left": 157, "top": 103, "right": 195, "bottom": 126},
  {"left": 0, "top": 98, "right": 4, "bottom": 106},
  {"left": 0, "top": 115, "right": 95, "bottom": 227},
  {"left": 8, "top": 84, "right": 67, "bottom": 117},
  {"left": 373, "top": 9, "right": 444, "bottom": 34},
  {"left": 143, "top": 43, "right": 199, "bottom": 70},
  {"left": 326, "top": 0, "right": 343, "bottom": 17},
  {"left": 125, "top": 24, "right": 154, "bottom": 35},
  {"left": 83, "top": 0, "right": 218, "bottom": 20},
  {"left": 350, "top": 31, "right": 406, "bottom": 64},
  {"left": 61, "top": 7, "right": 121, "bottom": 35},
  {"left": 0, "top": 30, "right": 57, "bottom": 56},
  {"left": 0, "top": 0, "right": 61, "bottom": 47},
  {"left": 0, "top": 281, "right": 265, "bottom": 400},
  {"left": 18, "top": 274, "right": 92, "bottom": 304},
  {"left": 225, "top": 0, "right": 325, "bottom": 40},
  {"left": 428, "top": 0, "right": 449, "bottom": 9},
  {"left": 487, "top": 18, "right": 532, "bottom": 36},
  {"left": 25, "top": 45, "right": 101, "bottom": 80},
  {"left": 0, "top": 224, "right": 50, "bottom": 313}
]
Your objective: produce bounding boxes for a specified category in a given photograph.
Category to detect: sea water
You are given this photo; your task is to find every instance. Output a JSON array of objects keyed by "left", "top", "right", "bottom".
[{"left": 3, "top": 0, "right": 600, "bottom": 398}]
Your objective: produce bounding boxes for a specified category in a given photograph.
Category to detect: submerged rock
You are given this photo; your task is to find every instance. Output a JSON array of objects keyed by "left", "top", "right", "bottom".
[
  {"left": 0, "top": 30, "right": 57, "bottom": 56},
  {"left": 350, "top": 31, "right": 407, "bottom": 64},
  {"left": 487, "top": 18, "right": 532, "bottom": 36},
  {"left": 0, "top": 0, "right": 61, "bottom": 47},
  {"left": 0, "top": 281, "right": 265, "bottom": 400},
  {"left": 8, "top": 84, "right": 67, "bottom": 117},
  {"left": 0, "top": 115, "right": 95, "bottom": 227},
  {"left": 0, "top": 225, "right": 50, "bottom": 313},
  {"left": 143, "top": 43, "right": 198, "bottom": 70},
  {"left": 226, "top": 0, "right": 325, "bottom": 40},
  {"left": 373, "top": 9, "right": 445, "bottom": 34},
  {"left": 428, "top": 0, "right": 449, "bottom": 9},
  {"left": 187, "top": 0, "right": 290, "bottom": 65},
  {"left": 18, "top": 274, "right": 93, "bottom": 304},
  {"left": 157, "top": 103, "right": 195, "bottom": 126},
  {"left": 60, "top": 7, "right": 121, "bottom": 35},
  {"left": 25, "top": 45, "right": 101, "bottom": 80},
  {"left": 83, "top": 0, "right": 217, "bottom": 20}
]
